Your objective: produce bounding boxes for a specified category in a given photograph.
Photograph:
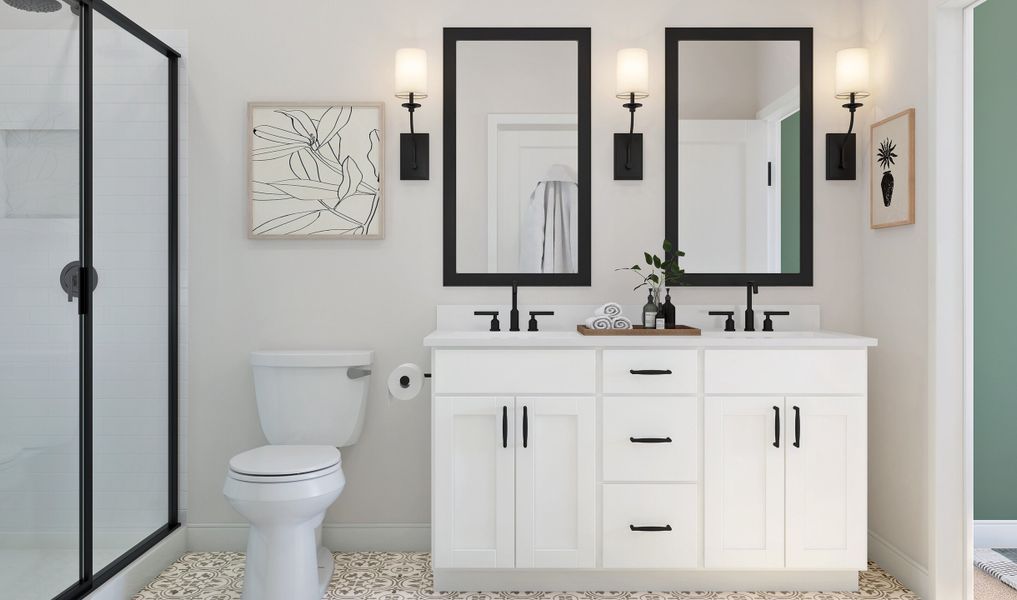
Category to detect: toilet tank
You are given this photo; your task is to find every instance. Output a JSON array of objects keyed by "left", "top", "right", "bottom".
[{"left": 250, "top": 350, "right": 372, "bottom": 447}]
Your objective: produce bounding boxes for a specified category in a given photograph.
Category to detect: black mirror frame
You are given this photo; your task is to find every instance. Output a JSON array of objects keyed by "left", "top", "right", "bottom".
[
  {"left": 664, "top": 27, "right": 814, "bottom": 287},
  {"left": 443, "top": 27, "right": 592, "bottom": 287}
]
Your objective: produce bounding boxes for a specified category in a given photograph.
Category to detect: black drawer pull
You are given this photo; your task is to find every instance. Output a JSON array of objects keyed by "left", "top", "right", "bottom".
[
  {"left": 773, "top": 405, "right": 780, "bottom": 448},
  {"left": 629, "top": 369, "right": 673, "bottom": 375},
  {"left": 502, "top": 405, "right": 508, "bottom": 448},
  {"left": 629, "top": 436, "right": 672, "bottom": 444},
  {"left": 522, "top": 405, "right": 528, "bottom": 448},
  {"left": 629, "top": 524, "right": 672, "bottom": 532},
  {"left": 793, "top": 405, "right": 801, "bottom": 448}
]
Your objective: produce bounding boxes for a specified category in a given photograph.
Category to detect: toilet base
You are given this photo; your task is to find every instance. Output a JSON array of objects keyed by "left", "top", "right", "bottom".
[
  {"left": 317, "top": 544, "right": 334, "bottom": 596},
  {"left": 241, "top": 520, "right": 333, "bottom": 600}
]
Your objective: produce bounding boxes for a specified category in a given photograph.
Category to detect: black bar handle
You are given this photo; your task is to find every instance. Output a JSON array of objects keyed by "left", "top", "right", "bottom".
[
  {"left": 793, "top": 405, "right": 801, "bottom": 448},
  {"left": 629, "top": 369, "right": 673, "bottom": 375},
  {"left": 522, "top": 405, "right": 528, "bottom": 448},
  {"left": 773, "top": 405, "right": 780, "bottom": 448},
  {"left": 502, "top": 405, "right": 508, "bottom": 448},
  {"left": 629, "top": 436, "right": 673, "bottom": 444},
  {"left": 629, "top": 524, "right": 672, "bottom": 532}
]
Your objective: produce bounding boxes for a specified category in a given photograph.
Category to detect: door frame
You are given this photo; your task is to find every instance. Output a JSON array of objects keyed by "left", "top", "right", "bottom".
[
  {"left": 485, "top": 113, "right": 578, "bottom": 272},
  {"left": 929, "top": 1, "right": 980, "bottom": 599}
]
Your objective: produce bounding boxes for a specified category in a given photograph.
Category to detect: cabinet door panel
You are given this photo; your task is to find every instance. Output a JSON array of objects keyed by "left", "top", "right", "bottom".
[
  {"left": 786, "top": 396, "right": 867, "bottom": 569},
  {"left": 705, "top": 396, "right": 785, "bottom": 569},
  {"left": 515, "top": 396, "right": 596, "bottom": 568},
  {"left": 433, "top": 396, "right": 515, "bottom": 569}
]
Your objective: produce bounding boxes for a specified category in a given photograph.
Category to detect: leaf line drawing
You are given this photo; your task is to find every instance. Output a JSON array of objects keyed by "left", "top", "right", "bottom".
[{"left": 250, "top": 104, "right": 383, "bottom": 238}]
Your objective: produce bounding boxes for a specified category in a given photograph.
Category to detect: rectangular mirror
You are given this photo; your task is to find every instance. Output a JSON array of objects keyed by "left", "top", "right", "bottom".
[
  {"left": 444, "top": 28, "right": 591, "bottom": 286},
  {"left": 665, "top": 28, "right": 813, "bottom": 286}
]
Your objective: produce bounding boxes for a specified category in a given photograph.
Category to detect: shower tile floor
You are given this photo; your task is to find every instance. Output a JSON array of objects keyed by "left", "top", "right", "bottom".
[
  {"left": 0, "top": 548, "right": 121, "bottom": 600},
  {"left": 133, "top": 552, "right": 919, "bottom": 600}
]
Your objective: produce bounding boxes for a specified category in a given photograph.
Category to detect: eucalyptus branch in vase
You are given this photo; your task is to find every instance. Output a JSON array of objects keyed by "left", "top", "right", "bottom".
[{"left": 615, "top": 239, "right": 686, "bottom": 307}]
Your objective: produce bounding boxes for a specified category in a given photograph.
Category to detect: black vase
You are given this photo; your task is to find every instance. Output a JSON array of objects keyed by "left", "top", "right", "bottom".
[{"left": 881, "top": 170, "right": 895, "bottom": 207}]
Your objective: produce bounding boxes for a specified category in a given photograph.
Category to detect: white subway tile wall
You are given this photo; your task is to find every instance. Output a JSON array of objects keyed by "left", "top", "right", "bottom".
[{"left": 0, "top": 28, "right": 187, "bottom": 562}]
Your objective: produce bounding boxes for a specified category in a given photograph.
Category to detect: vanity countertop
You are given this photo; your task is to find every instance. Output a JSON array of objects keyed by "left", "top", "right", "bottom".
[{"left": 424, "top": 329, "right": 877, "bottom": 349}]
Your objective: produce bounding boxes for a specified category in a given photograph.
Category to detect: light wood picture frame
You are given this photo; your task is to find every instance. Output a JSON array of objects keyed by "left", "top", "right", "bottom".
[
  {"left": 248, "top": 102, "right": 384, "bottom": 239},
  {"left": 870, "top": 108, "right": 915, "bottom": 229}
]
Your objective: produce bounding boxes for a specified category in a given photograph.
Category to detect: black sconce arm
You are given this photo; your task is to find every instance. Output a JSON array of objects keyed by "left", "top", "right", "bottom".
[
  {"left": 622, "top": 91, "right": 643, "bottom": 170},
  {"left": 401, "top": 92, "right": 422, "bottom": 170},
  {"left": 839, "top": 92, "right": 864, "bottom": 169}
]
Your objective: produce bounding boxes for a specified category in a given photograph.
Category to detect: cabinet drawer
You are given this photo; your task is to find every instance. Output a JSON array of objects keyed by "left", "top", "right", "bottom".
[
  {"left": 603, "top": 396, "right": 697, "bottom": 482},
  {"left": 602, "top": 484, "right": 698, "bottom": 568},
  {"left": 602, "top": 350, "right": 698, "bottom": 394},
  {"left": 433, "top": 349, "right": 596, "bottom": 394},
  {"left": 704, "top": 349, "right": 867, "bottom": 394}
]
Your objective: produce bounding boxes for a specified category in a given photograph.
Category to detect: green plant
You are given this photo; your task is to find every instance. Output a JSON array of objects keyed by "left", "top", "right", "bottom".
[{"left": 616, "top": 240, "right": 686, "bottom": 298}]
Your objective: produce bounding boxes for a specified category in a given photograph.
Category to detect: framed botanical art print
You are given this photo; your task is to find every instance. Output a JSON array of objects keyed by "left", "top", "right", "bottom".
[
  {"left": 248, "top": 102, "right": 384, "bottom": 239},
  {"left": 870, "top": 108, "right": 915, "bottom": 229}
]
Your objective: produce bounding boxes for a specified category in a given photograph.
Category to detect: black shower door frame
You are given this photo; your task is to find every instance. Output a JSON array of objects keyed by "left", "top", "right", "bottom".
[{"left": 55, "top": 2, "right": 180, "bottom": 599}]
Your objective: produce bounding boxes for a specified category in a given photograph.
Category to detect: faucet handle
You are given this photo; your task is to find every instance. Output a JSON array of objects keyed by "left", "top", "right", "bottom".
[
  {"left": 527, "top": 311, "right": 555, "bottom": 332},
  {"left": 762, "top": 310, "right": 790, "bottom": 332},
  {"left": 708, "top": 310, "right": 736, "bottom": 332},
  {"left": 474, "top": 310, "right": 501, "bottom": 332}
]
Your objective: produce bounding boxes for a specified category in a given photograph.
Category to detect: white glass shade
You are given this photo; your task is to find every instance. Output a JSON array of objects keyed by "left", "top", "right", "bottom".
[
  {"left": 835, "top": 48, "right": 870, "bottom": 99},
  {"left": 616, "top": 48, "right": 649, "bottom": 99},
  {"left": 395, "top": 48, "right": 427, "bottom": 99}
]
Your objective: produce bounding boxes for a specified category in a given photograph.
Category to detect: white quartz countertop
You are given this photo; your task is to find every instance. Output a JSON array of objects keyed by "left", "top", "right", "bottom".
[{"left": 423, "top": 329, "right": 878, "bottom": 348}]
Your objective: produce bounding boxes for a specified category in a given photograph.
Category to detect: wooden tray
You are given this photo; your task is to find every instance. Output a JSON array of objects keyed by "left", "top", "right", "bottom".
[{"left": 576, "top": 324, "right": 702, "bottom": 336}]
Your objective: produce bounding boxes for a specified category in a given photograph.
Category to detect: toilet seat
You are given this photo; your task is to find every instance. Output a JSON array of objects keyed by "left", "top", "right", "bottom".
[{"left": 228, "top": 445, "right": 341, "bottom": 483}]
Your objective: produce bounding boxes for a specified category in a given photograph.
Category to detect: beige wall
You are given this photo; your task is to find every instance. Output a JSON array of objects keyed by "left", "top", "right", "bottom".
[
  {"left": 861, "top": 0, "right": 931, "bottom": 574},
  {"left": 108, "top": 0, "right": 868, "bottom": 532}
]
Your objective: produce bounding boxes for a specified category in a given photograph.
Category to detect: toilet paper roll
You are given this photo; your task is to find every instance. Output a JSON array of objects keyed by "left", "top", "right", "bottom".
[{"left": 388, "top": 363, "right": 424, "bottom": 401}]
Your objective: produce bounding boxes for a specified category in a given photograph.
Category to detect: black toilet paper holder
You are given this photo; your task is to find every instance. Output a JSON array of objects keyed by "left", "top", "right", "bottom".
[{"left": 400, "top": 373, "right": 432, "bottom": 388}]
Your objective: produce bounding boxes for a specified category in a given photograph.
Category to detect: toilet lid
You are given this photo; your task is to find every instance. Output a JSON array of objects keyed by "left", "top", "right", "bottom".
[{"left": 228, "top": 445, "right": 340, "bottom": 477}]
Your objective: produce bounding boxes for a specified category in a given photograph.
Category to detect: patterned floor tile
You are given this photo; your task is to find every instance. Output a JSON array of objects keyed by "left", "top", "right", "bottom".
[{"left": 132, "top": 552, "right": 919, "bottom": 600}]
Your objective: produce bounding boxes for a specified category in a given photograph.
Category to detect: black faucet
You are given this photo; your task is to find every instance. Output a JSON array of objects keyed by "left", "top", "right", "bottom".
[
  {"left": 744, "top": 281, "right": 759, "bottom": 331},
  {"left": 510, "top": 280, "right": 521, "bottom": 332}
]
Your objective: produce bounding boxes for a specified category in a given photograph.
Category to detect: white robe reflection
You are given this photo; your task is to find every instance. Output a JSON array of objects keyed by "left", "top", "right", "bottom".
[{"left": 519, "top": 164, "right": 578, "bottom": 274}]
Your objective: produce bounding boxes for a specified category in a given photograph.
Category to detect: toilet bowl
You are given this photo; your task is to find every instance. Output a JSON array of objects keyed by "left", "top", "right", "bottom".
[
  {"left": 223, "top": 350, "right": 371, "bottom": 600},
  {"left": 225, "top": 445, "right": 345, "bottom": 599}
]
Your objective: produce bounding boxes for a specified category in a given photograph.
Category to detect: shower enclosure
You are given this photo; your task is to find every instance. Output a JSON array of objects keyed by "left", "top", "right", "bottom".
[{"left": 0, "top": 1, "right": 179, "bottom": 599}]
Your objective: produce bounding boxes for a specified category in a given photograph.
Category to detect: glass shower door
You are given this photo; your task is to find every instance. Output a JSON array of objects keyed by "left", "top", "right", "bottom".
[
  {"left": 89, "top": 10, "right": 172, "bottom": 572},
  {"left": 0, "top": 3, "right": 82, "bottom": 599}
]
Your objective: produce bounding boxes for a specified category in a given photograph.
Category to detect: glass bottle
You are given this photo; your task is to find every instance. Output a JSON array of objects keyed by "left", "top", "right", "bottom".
[
  {"left": 664, "top": 288, "right": 676, "bottom": 329},
  {"left": 642, "top": 292, "right": 657, "bottom": 329}
]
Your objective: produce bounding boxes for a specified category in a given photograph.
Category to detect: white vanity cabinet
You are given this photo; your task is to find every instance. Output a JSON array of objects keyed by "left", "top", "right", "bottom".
[
  {"left": 431, "top": 350, "right": 597, "bottom": 571},
  {"left": 426, "top": 332, "right": 875, "bottom": 592},
  {"left": 703, "top": 350, "right": 867, "bottom": 571}
]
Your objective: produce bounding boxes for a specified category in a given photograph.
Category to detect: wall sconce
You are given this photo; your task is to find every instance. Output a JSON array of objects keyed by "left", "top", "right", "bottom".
[
  {"left": 615, "top": 48, "right": 648, "bottom": 180},
  {"left": 826, "top": 48, "right": 870, "bottom": 180},
  {"left": 395, "top": 48, "right": 429, "bottom": 180}
]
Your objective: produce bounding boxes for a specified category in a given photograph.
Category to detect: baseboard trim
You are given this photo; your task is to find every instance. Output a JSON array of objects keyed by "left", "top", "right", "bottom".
[
  {"left": 868, "top": 530, "right": 929, "bottom": 599},
  {"left": 974, "top": 520, "right": 1017, "bottom": 548},
  {"left": 434, "top": 568, "right": 858, "bottom": 592},
  {"left": 86, "top": 527, "right": 186, "bottom": 600},
  {"left": 186, "top": 522, "right": 430, "bottom": 552}
]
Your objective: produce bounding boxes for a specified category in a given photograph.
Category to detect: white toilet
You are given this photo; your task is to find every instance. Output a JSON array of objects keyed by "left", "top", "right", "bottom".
[{"left": 223, "top": 350, "right": 372, "bottom": 600}]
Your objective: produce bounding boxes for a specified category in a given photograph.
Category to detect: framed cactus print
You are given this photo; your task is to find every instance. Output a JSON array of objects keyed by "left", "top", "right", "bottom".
[
  {"left": 248, "top": 102, "right": 384, "bottom": 239},
  {"left": 870, "top": 108, "right": 915, "bottom": 229}
]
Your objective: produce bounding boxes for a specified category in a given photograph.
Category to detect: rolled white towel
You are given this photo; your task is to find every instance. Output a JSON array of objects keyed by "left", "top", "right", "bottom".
[
  {"left": 611, "top": 316, "right": 632, "bottom": 329},
  {"left": 584, "top": 315, "right": 613, "bottom": 330},
  {"left": 595, "top": 302, "right": 623, "bottom": 317}
]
